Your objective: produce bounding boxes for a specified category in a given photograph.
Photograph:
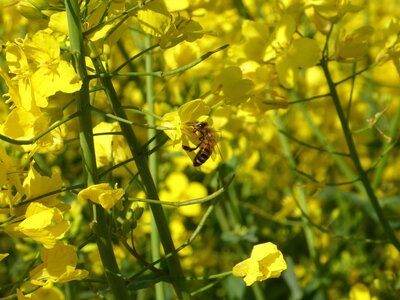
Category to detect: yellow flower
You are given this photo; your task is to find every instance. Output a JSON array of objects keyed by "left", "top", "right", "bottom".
[
  {"left": 22, "top": 165, "right": 65, "bottom": 209},
  {"left": 349, "top": 283, "right": 371, "bottom": 300},
  {"left": 336, "top": 26, "right": 374, "bottom": 62},
  {"left": 1, "top": 108, "right": 40, "bottom": 149},
  {"left": 163, "top": 41, "right": 200, "bottom": 70},
  {"left": 0, "top": 144, "right": 24, "bottom": 198},
  {"left": 78, "top": 183, "right": 124, "bottom": 210},
  {"left": 307, "top": 0, "right": 364, "bottom": 24},
  {"left": 275, "top": 38, "right": 321, "bottom": 88},
  {"left": 263, "top": 14, "right": 297, "bottom": 62},
  {"left": 29, "top": 242, "right": 89, "bottom": 286},
  {"left": 137, "top": 0, "right": 171, "bottom": 37},
  {"left": 27, "top": 31, "right": 82, "bottom": 99},
  {"left": 48, "top": 12, "right": 69, "bottom": 36},
  {"left": 162, "top": 98, "right": 211, "bottom": 147},
  {"left": 375, "top": 17, "right": 400, "bottom": 67},
  {"left": 232, "top": 242, "right": 287, "bottom": 286},
  {"left": 161, "top": 98, "right": 231, "bottom": 170},
  {"left": 7, "top": 202, "right": 70, "bottom": 249},
  {"left": 161, "top": 99, "right": 227, "bottom": 169},
  {"left": 17, "top": 285, "right": 64, "bottom": 300},
  {"left": 212, "top": 66, "right": 253, "bottom": 105},
  {"left": 93, "top": 122, "right": 136, "bottom": 174},
  {"left": 137, "top": 0, "right": 203, "bottom": 49},
  {"left": 3, "top": 30, "right": 81, "bottom": 111},
  {"left": 4, "top": 41, "right": 39, "bottom": 110},
  {"left": 243, "top": 89, "right": 288, "bottom": 116},
  {"left": 159, "top": 172, "right": 207, "bottom": 217},
  {"left": 1, "top": 162, "right": 67, "bottom": 217},
  {"left": 164, "top": 0, "right": 189, "bottom": 12}
]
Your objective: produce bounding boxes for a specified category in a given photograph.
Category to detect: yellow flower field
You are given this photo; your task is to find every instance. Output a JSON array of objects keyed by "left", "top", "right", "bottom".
[{"left": 1, "top": 0, "right": 400, "bottom": 299}]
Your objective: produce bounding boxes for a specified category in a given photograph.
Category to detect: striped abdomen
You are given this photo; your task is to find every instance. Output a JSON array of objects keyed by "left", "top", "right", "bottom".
[{"left": 193, "top": 144, "right": 213, "bottom": 166}]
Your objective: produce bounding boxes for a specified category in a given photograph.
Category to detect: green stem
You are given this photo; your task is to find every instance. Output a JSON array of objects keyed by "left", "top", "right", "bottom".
[
  {"left": 90, "top": 55, "right": 190, "bottom": 300},
  {"left": 145, "top": 35, "right": 165, "bottom": 300},
  {"left": 129, "top": 177, "right": 231, "bottom": 282},
  {"left": 114, "top": 43, "right": 159, "bottom": 73},
  {"left": 93, "top": 44, "right": 229, "bottom": 79},
  {"left": 130, "top": 175, "right": 234, "bottom": 206},
  {"left": 232, "top": 0, "right": 253, "bottom": 20},
  {"left": 320, "top": 58, "right": 400, "bottom": 251},
  {"left": 64, "top": 1, "right": 130, "bottom": 299}
]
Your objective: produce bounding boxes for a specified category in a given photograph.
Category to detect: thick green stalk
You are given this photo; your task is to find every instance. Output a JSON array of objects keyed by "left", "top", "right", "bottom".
[
  {"left": 64, "top": 1, "right": 130, "bottom": 299},
  {"left": 145, "top": 35, "right": 165, "bottom": 299},
  {"left": 320, "top": 58, "right": 400, "bottom": 251},
  {"left": 90, "top": 56, "right": 190, "bottom": 299}
]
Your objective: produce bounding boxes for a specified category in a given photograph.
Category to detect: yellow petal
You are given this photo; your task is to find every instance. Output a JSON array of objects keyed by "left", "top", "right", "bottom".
[
  {"left": 288, "top": 38, "right": 321, "bottom": 69},
  {"left": 78, "top": 183, "right": 124, "bottom": 209},
  {"left": 276, "top": 55, "right": 297, "bottom": 88},
  {"left": 349, "top": 283, "right": 371, "bottom": 300},
  {"left": 164, "top": 0, "right": 189, "bottom": 11},
  {"left": 233, "top": 242, "right": 287, "bottom": 286},
  {"left": 274, "top": 14, "right": 296, "bottom": 47},
  {"left": 137, "top": 2, "right": 171, "bottom": 37},
  {"left": 48, "top": 11, "right": 69, "bottom": 35},
  {"left": 178, "top": 99, "right": 211, "bottom": 123},
  {"left": 20, "top": 203, "right": 54, "bottom": 229}
]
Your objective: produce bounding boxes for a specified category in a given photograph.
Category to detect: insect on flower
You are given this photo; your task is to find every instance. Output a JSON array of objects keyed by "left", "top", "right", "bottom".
[{"left": 182, "top": 121, "right": 217, "bottom": 167}]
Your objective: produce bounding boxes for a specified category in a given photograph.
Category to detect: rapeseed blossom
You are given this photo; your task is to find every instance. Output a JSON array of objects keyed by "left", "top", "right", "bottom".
[
  {"left": 162, "top": 98, "right": 211, "bottom": 146},
  {"left": 6, "top": 202, "right": 70, "bottom": 249},
  {"left": 349, "top": 283, "right": 376, "bottom": 300},
  {"left": 137, "top": 0, "right": 203, "bottom": 49},
  {"left": 161, "top": 99, "right": 227, "bottom": 170},
  {"left": 93, "top": 121, "right": 136, "bottom": 171},
  {"left": 336, "top": 26, "right": 374, "bottom": 62},
  {"left": 233, "top": 242, "right": 287, "bottom": 286},
  {"left": 29, "top": 242, "right": 88, "bottom": 286},
  {"left": 0, "top": 29, "right": 80, "bottom": 154},
  {"left": 0, "top": 145, "right": 24, "bottom": 201},
  {"left": 0, "top": 0, "right": 399, "bottom": 298},
  {"left": 4, "top": 30, "right": 81, "bottom": 110},
  {"left": 17, "top": 285, "right": 64, "bottom": 300},
  {"left": 78, "top": 183, "right": 125, "bottom": 210},
  {"left": 159, "top": 172, "right": 206, "bottom": 217}
]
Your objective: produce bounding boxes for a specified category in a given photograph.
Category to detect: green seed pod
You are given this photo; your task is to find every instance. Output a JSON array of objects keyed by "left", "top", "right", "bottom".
[{"left": 132, "top": 206, "right": 144, "bottom": 221}]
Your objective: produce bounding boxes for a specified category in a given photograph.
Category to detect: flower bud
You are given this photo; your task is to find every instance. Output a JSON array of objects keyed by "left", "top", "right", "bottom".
[
  {"left": 29, "top": 0, "right": 49, "bottom": 9},
  {"left": 16, "top": 1, "right": 43, "bottom": 19}
]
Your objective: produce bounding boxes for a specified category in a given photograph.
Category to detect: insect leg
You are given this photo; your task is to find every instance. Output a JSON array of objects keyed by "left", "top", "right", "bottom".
[{"left": 182, "top": 144, "right": 200, "bottom": 152}]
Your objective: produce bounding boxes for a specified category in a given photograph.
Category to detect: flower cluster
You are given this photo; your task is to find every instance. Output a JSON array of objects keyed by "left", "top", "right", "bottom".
[{"left": 1, "top": 0, "right": 399, "bottom": 299}]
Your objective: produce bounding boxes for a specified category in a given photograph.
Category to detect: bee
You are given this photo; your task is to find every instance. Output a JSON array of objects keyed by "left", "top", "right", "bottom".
[{"left": 182, "top": 121, "right": 216, "bottom": 167}]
